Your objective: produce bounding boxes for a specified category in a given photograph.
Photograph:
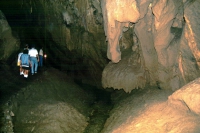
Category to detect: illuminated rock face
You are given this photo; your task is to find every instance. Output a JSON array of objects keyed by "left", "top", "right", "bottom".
[
  {"left": 101, "top": 0, "right": 140, "bottom": 63},
  {"left": 1, "top": 0, "right": 200, "bottom": 92},
  {"left": 102, "top": 0, "right": 200, "bottom": 92},
  {"left": 168, "top": 77, "right": 200, "bottom": 115},
  {"left": 101, "top": 79, "right": 200, "bottom": 133}
]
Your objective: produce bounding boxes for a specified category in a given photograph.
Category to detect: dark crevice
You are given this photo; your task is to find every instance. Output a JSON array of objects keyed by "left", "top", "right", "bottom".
[{"left": 74, "top": 80, "right": 113, "bottom": 133}]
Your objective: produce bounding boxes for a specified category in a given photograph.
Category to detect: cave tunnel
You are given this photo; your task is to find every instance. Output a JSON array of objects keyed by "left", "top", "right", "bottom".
[
  {"left": 0, "top": 0, "right": 116, "bottom": 132},
  {"left": 1, "top": 0, "right": 200, "bottom": 133}
]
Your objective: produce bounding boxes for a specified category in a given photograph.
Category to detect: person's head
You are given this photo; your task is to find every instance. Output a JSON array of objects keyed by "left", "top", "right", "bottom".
[
  {"left": 24, "top": 44, "right": 29, "bottom": 50},
  {"left": 25, "top": 44, "right": 29, "bottom": 48},
  {"left": 23, "top": 49, "right": 28, "bottom": 54},
  {"left": 31, "top": 44, "right": 35, "bottom": 48}
]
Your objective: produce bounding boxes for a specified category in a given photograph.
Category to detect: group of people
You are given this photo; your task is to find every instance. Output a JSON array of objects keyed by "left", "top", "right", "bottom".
[{"left": 17, "top": 44, "right": 44, "bottom": 78}]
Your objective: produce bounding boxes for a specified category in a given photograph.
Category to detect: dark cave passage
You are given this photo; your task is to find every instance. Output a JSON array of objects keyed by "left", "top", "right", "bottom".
[
  {"left": 74, "top": 81, "right": 113, "bottom": 133},
  {"left": 0, "top": 59, "right": 115, "bottom": 133},
  {"left": 0, "top": 1, "right": 112, "bottom": 130}
]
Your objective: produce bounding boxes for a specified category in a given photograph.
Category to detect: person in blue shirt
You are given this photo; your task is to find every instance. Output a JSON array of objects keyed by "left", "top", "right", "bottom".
[
  {"left": 17, "top": 48, "right": 23, "bottom": 75},
  {"left": 20, "top": 49, "right": 32, "bottom": 78}
]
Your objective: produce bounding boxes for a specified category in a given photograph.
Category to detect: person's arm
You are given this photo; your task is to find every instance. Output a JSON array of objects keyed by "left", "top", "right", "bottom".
[
  {"left": 36, "top": 54, "right": 39, "bottom": 62},
  {"left": 20, "top": 55, "right": 22, "bottom": 67},
  {"left": 29, "top": 60, "right": 32, "bottom": 67},
  {"left": 35, "top": 50, "right": 39, "bottom": 62},
  {"left": 28, "top": 55, "right": 32, "bottom": 67}
]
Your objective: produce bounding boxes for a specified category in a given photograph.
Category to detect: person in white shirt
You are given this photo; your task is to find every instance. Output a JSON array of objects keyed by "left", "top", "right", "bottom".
[
  {"left": 39, "top": 47, "right": 43, "bottom": 67},
  {"left": 28, "top": 44, "right": 39, "bottom": 75}
]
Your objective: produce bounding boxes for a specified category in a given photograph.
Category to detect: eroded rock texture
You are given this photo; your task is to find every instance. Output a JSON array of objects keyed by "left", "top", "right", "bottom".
[
  {"left": 101, "top": 79, "right": 200, "bottom": 133},
  {"left": 0, "top": 11, "right": 19, "bottom": 61},
  {"left": 0, "top": 0, "right": 200, "bottom": 92},
  {"left": 1, "top": 0, "right": 200, "bottom": 132},
  {"left": 1, "top": 68, "right": 92, "bottom": 133},
  {"left": 102, "top": 0, "right": 200, "bottom": 92}
]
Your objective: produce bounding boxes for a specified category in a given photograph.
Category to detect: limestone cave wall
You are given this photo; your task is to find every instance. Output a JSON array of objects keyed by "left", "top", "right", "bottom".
[
  {"left": 101, "top": 0, "right": 200, "bottom": 92},
  {"left": 0, "top": 0, "right": 200, "bottom": 92}
]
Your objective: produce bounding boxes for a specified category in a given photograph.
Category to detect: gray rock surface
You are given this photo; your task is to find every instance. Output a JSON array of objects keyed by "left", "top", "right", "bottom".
[
  {"left": 1, "top": 68, "right": 93, "bottom": 133},
  {"left": 0, "top": 10, "right": 19, "bottom": 61}
]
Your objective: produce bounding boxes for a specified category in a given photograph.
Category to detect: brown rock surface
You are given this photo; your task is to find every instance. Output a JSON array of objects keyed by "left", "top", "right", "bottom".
[
  {"left": 101, "top": 82, "right": 200, "bottom": 133},
  {"left": 102, "top": 0, "right": 200, "bottom": 91}
]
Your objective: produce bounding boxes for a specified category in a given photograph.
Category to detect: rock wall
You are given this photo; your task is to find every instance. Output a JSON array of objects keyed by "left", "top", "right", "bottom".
[
  {"left": 101, "top": 80, "right": 200, "bottom": 133},
  {"left": 1, "top": 0, "right": 108, "bottom": 87},
  {"left": 102, "top": 0, "right": 200, "bottom": 92},
  {"left": 0, "top": 10, "right": 19, "bottom": 61},
  {"left": 37, "top": 0, "right": 108, "bottom": 86},
  {"left": 1, "top": 0, "right": 200, "bottom": 92}
]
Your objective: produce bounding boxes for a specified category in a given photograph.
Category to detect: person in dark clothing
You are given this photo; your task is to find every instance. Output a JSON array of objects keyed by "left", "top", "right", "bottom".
[
  {"left": 20, "top": 49, "right": 32, "bottom": 78},
  {"left": 39, "top": 47, "right": 43, "bottom": 67}
]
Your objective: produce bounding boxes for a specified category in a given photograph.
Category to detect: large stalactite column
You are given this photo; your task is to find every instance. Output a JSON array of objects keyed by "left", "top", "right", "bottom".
[
  {"left": 134, "top": 1, "right": 158, "bottom": 86},
  {"left": 152, "top": 0, "right": 180, "bottom": 90},
  {"left": 101, "top": 0, "right": 140, "bottom": 63}
]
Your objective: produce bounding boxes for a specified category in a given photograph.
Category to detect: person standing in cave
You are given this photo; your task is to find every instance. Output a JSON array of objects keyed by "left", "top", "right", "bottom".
[
  {"left": 20, "top": 49, "right": 31, "bottom": 78},
  {"left": 28, "top": 44, "right": 39, "bottom": 75},
  {"left": 38, "top": 47, "right": 43, "bottom": 67}
]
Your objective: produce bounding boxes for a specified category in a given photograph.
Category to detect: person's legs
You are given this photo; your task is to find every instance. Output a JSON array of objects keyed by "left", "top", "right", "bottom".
[
  {"left": 38, "top": 56, "right": 40, "bottom": 66},
  {"left": 22, "top": 67, "right": 29, "bottom": 78},
  {"left": 39, "top": 55, "right": 41, "bottom": 66},
  {"left": 20, "top": 66, "right": 24, "bottom": 75},
  {"left": 39, "top": 55, "right": 43, "bottom": 67},
  {"left": 30, "top": 58, "right": 35, "bottom": 75},
  {"left": 24, "top": 70, "right": 28, "bottom": 78},
  {"left": 35, "top": 58, "right": 38, "bottom": 73},
  {"left": 41, "top": 56, "right": 43, "bottom": 67}
]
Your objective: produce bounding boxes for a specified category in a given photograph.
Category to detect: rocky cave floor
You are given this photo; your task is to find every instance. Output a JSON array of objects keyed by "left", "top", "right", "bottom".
[
  {"left": 0, "top": 61, "right": 116, "bottom": 133},
  {"left": 0, "top": 61, "right": 200, "bottom": 133}
]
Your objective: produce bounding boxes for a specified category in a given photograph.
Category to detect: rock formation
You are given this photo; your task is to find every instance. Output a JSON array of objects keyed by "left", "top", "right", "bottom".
[
  {"left": 0, "top": 11, "right": 19, "bottom": 61},
  {"left": 1, "top": 68, "right": 92, "bottom": 133},
  {"left": 101, "top": 78, "right": 200, "bottom": 133},
  {"left": 1, "top": 0, "right": 200, "bottom": 133},
  {"left": 102, "top": 0, "right": 200, "bottom": 92},
  {"left": 0, "top": 0, "right": 200, "bottom": 92}
]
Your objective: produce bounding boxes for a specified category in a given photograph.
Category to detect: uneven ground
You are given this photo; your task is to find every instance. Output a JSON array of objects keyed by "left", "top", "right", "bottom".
[
  {"left": 0, "top": 62, "right": 113, "bottom": 133},
  {"left": 1, "top": 61, "right": 200, "bottom": 133}
]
